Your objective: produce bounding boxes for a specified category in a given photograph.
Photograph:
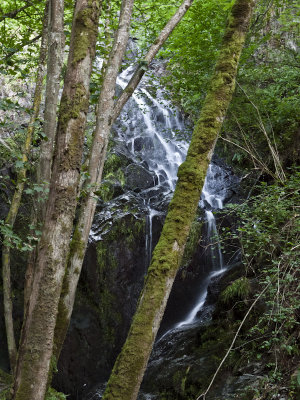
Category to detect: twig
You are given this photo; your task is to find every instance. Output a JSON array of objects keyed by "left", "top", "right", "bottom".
[
  {"left": 196, "top": 281, "right": 271, "bottom": 400},
  {"left": 236, "top": 82, "right": 286, "bottom": 184},
  {"left": 220, "top": 136, "right": 276, "bottom": 180},
  {"left": 1, "top": 34, "right": 42, "bottom": 62},
  {"left": 0, "top": 1, "right": 34, "bottom": 22}
]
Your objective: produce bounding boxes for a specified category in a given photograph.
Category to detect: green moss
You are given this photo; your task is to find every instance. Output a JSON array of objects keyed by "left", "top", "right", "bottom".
[
  {"left": 69, "top": 226, "right": 85, "bottom": 260},
  {"left": 124, "top": 87, "right": 134, "bottom": 94},
  {"left": 57, "top": 83, "right": 88, "bottom": 173},
  {"left": 220, "top": 277, "right": 250, "bottom": 305},
  {"left": 181, "top": 218, "right": 203, "bottom": 267},
  {"left": 46, "top": 387, "right": 67, "bottom": 400},
  {"left": 72, "top": 1, "right": 101, "bottom": 64},
  {"left": 59, "top": 84, "right": 88, "bottom": 130}
]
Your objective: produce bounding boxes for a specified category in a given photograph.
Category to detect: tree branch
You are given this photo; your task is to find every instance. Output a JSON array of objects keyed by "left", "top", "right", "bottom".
[
  {"left": 0, "top": 1, "right": 36, "bottom": 22},
  {"left": 112, "top": 0, "right": 194, "bottom": 121},
  {"left": 1, "top": 34, "right": 42, "bottom": 62}
]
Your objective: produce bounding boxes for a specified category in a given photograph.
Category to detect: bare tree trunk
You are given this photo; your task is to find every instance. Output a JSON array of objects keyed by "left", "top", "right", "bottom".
[
  {"left": 12, "top": 1, "right": 102, "bottom": 399},
  {"left": 102, "top": 1, "right": 256, "bottom": 399},
  {"left": 53, "top": 0, "right": 195, "bottom": 362},
  {"left": 38, "top": 0, "right": 65, "bottom": 192},
  {"left": 1, "top": 2, "right": 49, "bottom": 373},
  {"left": 24, "top": 0, "right": 65, "bottom": 308}
]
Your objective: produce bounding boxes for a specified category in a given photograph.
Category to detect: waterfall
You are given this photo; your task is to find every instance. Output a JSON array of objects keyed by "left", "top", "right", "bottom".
[
  {"left": 115, "top": 66, "right": 229, "bottom": 333},
  {"left": 116, "top": 66, "right": 188, "bottom": 267}
]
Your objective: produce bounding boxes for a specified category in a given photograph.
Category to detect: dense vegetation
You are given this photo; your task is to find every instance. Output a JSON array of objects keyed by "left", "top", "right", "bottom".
[{"left": 0, "top": 0, "right": 299, "bottom": 399}]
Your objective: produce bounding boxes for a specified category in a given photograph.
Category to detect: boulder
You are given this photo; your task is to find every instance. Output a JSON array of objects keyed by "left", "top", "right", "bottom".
[{"left": 125, "top": 164, "right": 156, "bottom": 191}]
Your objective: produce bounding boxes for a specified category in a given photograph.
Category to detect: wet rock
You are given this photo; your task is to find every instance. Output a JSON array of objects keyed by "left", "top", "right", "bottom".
[
  {"left": 134, "top": 136, "right": 154, "bottom": 152},
  {"left": 54, "top": 200, "right": 147, "bottom": 398},
  {"left": 125, "top": 164, "right": 156, "bottom": 191}
]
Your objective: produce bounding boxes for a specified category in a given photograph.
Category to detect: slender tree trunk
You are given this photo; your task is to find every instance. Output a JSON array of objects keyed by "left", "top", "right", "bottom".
[
  {"left": 52, "top": 0, "right": 194, "bottom": 362},
  {"left": 102, "top": 1, "right": 256, "bottom": 399},
  {"left": 24, "top": 0, "right": 65, "bottom": 308},
  {"left": 12, "top": 1, "right": 102, "bottom": 399},
  {"left": 113, "top": 0, "right": 194, "bottom": 120},
  {"left": 1, "top": 3, "right": 49, "bottom": 373},
  {"left": 38, "top": 0, "right": 65, "bottom": 192}
]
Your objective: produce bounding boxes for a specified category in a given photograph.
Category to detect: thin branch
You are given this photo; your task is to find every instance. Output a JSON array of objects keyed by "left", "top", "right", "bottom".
[
  {"left": 0, "top": 1, "right": 34, "bottom": 22},
  {"left": 196, "top": 281, "right": 271, "bottom": 400},
  {"left": 219, "top": 136, "right": 277, "bottom": 180},
  {"left": 112, "top": 0, "right": 194, "bottom": 120},
  {"left": 1, "top": 34, "right": 42, "bottom": 62},
  {"left": 236, "top": 82, "right": 286, "bottom": 183}
]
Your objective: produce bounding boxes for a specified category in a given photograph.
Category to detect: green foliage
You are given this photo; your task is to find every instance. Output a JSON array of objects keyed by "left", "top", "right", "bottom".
[
  {"left": 220, "top": 277, "right": 250, "bottom": 304},
  {"left": 0, "top": 0, "right": 45, "bottom": 74},
  {"left": 224, "top": 168, "right": 300, "bottom": 393},
  {"left": 0, "top": 369, "right": 12, "bottom": 400},
  {"left": 181, "top": 218, "right": 202, "bottom": 267},
  {"left": 0, "top": 0, "right": 74, "bottom": 75},
  {"left": 45, "top": 387, "right": 67, "bottom": 400},
  {"left": 220, "top": 0, "right": 300, "bottom": 167},
  {"left": 160, "top": 0, "right": 230, "bottom": 118}
]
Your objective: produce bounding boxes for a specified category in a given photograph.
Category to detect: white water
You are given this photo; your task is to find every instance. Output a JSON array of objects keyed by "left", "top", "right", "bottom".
[
  {"left": 117, "top": 66, "right": 188, "bottom": 193},
  {"left": 117, "top": 67, "right": 229, "bottom": 329},
  {"left": 116, "top": 66, "right": 189, "bottom": 266},
  {"left": 86, "top": 65, "right": 236, "bottom": 399},
  {"left": 162, "top": 164, "right": 228, "bottom": 333}
]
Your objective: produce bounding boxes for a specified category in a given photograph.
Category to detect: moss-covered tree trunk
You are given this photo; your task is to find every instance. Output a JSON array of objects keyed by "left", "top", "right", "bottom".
[
  {"left": 102, "top": 1, "right": 256, "bottom": 399},
  {"left": 24, "top": 0, "right": 65, "bottom": 311},
  {"left": 1, "top": 3, "right": 49, "bottom": 373},
  {"left": 52, "top": 0, "right": 195, "bottom": 363},
  {"left": 53, "top": 0, "right": 135, "bottom": 359},
  {"left": 12, "top": 1, "right": 102, "bottom": 399}
]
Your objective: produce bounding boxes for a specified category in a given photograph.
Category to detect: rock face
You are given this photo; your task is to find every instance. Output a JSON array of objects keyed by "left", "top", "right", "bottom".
[
  {"left": 125, "top": 164, "right": 156, "bottom": 191},
  {"left": 53, "top": 205, "right": 149, "bottom": 397}
]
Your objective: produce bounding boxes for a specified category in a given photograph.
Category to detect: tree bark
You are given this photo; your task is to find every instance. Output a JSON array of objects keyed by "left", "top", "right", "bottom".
[
  {"left": 12, "top": 1, "right": 102, "bottom": 399},
  {"left": 1, "top": 2, "right": 49, "bottom": 373},
  {"left": 53, "top": 0, "right": 135, "bottom": 360},
  {"left": 24, "top": 0, "right": 65, "bottom": 308},
  {"left": 52, "top": 0, "right": 194, "bottom": 363},
  {"left": 38, "top": 0, "right": 65, "bottom": 192},
  {"left": 102, "top": 1, "right": 256, "bottom": 399}
]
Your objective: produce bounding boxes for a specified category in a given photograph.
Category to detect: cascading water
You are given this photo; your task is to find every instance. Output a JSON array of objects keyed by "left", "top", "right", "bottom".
[
  {"left": 116, "top": 66, "right": 188, "bottom": 267},
  {"left": 138, "top": 164, "right": 239, "bottom": 400},
  {"left": 158, "top": 164, "right": 228, "bottom": 334}
]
